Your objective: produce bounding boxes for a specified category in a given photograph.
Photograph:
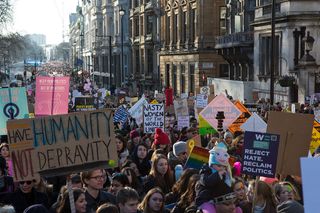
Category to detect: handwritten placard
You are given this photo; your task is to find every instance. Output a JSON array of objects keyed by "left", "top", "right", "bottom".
[{"left": 144, "top": 104, "right": 164, "bottom": 133}]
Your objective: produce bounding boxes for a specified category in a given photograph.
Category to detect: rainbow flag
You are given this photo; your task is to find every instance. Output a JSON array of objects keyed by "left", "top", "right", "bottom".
[{"left": 184, "top": 146, "right": 209, "bottom": 170}]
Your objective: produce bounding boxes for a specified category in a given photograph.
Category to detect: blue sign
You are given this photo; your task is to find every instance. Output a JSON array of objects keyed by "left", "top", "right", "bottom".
[
  {"left": 242, "top": 131, "right": 280, "bottom": 177},
  {"left": 0, "top": 87, "right": 29, "bottom": 135}
]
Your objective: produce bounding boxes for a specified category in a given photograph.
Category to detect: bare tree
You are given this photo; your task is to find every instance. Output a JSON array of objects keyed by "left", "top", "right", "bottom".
[{"left": 0, "top": 0, "right": 13, "bottom": 26}]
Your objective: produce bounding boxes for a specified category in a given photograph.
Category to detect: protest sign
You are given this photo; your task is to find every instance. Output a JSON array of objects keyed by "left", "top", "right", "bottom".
[
  {"left": 242, "top": 131, "right": 280, "bottom": 178},
  {"left": 180, "top": 93, "right": 188, "bottom": 99},
  {"left": 113, "top": 106, "right": 129, "bottom": 124},
  {"left": 200, "top": 86, "right": 210, "bottom": 95},
  {"left": 300, "top": 157, "right": 320, "bottom": 213},
  {"left": 128, "top": 96, "right": 148, "bottom": 126},
  {"left": 241, "top": 113, "right": 267, "bottom": 133},
  {"left": 267, "top": 111, "right": 314, "bottom": 176},
  {"left": 144, "top": 104, "right": 164, "bottom": 133},
  {"left": 196, "top": 94, "right": 208, "bottom": 109},
  {"left": 199, "top": 94, "right": 242, "bottom": 130},
  {"left": 74, "top": 96, "right": 96, "bottom": 111},
  {"left": 7, "top": 109, "right": 117, "bottom": 181},
  {"left": 310, "top": 128, "right": 320, "bottom": 154},
  {"left": 0, "top": 87, "right": 29, "bottom": 135},
  {"left": 177, "top": 116, "right": 190, "bottom": 130},
  {"left": 198, "top": 115, "right": 217, "bottom": 136},
  {"left": 229, "top": 101, "right": 251, "bottom": 134},
  {"left": 174, "top": 99, "right": 189, "bottom": 117},
  {"left": 184, "top": 146, "right": 209, "bottom": 170},
  {"left": 35, "top": 76, "right": 70, "bottom": 116}
]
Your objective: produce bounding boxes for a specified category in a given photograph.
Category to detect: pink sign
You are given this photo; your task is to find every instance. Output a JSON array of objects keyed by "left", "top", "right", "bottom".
[
  {"left": 35, "top": 76, "right": 70, "bottom": 116},
  {"left": 199, "top": 94, "right": 242, "bottom": 129}
]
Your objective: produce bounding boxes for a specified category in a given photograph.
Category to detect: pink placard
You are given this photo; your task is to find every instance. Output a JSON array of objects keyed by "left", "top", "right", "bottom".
[{"left": 35, "top": 76, "right": 70, "bottom": 116}]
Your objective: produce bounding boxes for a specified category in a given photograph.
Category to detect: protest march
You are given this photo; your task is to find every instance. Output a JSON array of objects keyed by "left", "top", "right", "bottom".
[{"left": 0, "top": 77, "right": 318, "bottom": 213}]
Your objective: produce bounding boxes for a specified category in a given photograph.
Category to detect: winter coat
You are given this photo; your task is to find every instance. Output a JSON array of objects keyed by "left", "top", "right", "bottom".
[{"left": 85, "top": 189, "right": 116, "bottom": 213}]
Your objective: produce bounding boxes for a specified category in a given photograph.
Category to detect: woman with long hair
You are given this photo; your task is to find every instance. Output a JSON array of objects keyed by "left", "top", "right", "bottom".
[
  {"left": 253, "top": 181, "right": 277, "bottom": 213},
  {"left": 144, "top": 154, "right": 174, "bottom": 194},
  {"left": 0, "top": 143, "right": 12, "bottom": 176},
  {"left": 57, "top": 188, "right": 87, "bottom": 213},
  {"left": 171, "top": 174, "right": 200, "bottom": 213},
  {"left": 121, "top": 167, "right": 144, "bottom": 197},
  {"left": 233, "top": 177, "right": 252, "bottom": 213},
  {"left": 138, "top": 187, "right": 169, "bottom": 213},
  {"left": 165, "top": 168, "right": 198, "bottom": 205},
  {"left": 131, "top": 143, "right": 151, "bottom": 177},
  {"left": 115, "top": 134, "right": 129, "bottom": 169}
]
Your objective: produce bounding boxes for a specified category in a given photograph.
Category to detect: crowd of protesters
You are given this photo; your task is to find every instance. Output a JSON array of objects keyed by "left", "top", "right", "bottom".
[{"left": 0, "top": 90, "right": 315, "bottom": 213}]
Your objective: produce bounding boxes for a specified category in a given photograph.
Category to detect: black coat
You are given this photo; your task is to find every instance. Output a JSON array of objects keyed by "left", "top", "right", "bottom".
[
  {"left": 85, "top": 190, "right": 116, "bottom": 213},
  {"left": 3, "top": 188, "right": 49, "bottom": 213}
]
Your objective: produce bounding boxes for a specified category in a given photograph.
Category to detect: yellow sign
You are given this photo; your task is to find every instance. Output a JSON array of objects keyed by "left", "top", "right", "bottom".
[
  {"left": 310, "top": 127, "right": 320, "bottom": 154},
  {"left": 186, "top": 135, "right": 201, "bottom": 155},
  {"left": 229, "top": 100, "right": 251, "bottom": 134},
  {"left": 151, "top": 99, "right": 159, "bottom": 104}
]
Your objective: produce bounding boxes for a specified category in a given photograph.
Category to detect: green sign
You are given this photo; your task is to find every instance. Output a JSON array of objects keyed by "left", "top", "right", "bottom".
[{"left": 199, "top": 115, "right": 217, "bottom": 135}]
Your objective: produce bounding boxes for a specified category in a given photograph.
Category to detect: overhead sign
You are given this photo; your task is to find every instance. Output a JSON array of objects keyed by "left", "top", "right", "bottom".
[
  {"left": 0, "top": 87, "right": 29, "bottom": 135},
  {"left": 35, "top": 76, "right": 70, "bottom": 116},
  {"left": 144, "top": 104, "right": 164, "bottom": 133},
  {"left": 241, "top": 113, "right": 267, "bottom": 133},
  {"left": 7, "top": 109, "right": 117, "bottom": 181},
  {"left": 199, "top": 94, "right": 242, "bottom": 130},
  {"left": 242, "top": 131, "right": 280, "bottom": 178},
  {"left": 229, "top": 101, "right": 251, "bottom": 134},
  {"left": 128, "top": 96, "right": 148, "bottom": 126}
]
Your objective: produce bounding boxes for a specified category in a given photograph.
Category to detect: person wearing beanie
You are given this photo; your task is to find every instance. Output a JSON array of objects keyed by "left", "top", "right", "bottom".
[
  {"left": 152, "top": 128, "right": 171, "bottom": 154},
  {"left": 224, "top": 131, "right": 233, "bottom": 147},
  {"left": 167, "top": 141, "right": 188, "bottom": 173},
  {"left": 195, "top": 142, "right": 234, "bottom": 207},
  {"left": 277, "top": 200, "right": 304, "bottom": 213}
]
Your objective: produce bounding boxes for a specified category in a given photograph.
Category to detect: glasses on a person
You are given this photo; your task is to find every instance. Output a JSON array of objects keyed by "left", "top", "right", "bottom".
[
  {"left": 19, "top": 181, "right": 33, "bottom": 185},
  {"left": 89, "top": 175, "right": 106, "bottom": 181}
]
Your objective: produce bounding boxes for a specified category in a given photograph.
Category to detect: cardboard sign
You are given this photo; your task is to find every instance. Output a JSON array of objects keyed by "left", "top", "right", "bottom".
[
  {"left": 199, "top": 94, "right": 242, "bottom": 130},
  {"left": 196, "top": 94, "right": 208, "bottom": 109},
  {"left": 0, "top": 87, "right": 29, "bottom": 135},
  {"left": 229, "top": 101, "right": 251, "bottom": 134},
  {"left": 128, "top": 96, "right": 148, "bottom": 126},
  {"left": 7, "top": 109, "right": 117, "bottom": 181},
  {"left": 177, "top": 116, "right": 190, "bottom": 130},
  {"left": 198, "top": 115, "right": 217, "bottom": 136},
  {"left": 267, "top": 111, "right": 314, "bottom": 176},
  {"left": 184, "top": 146, "right": 209, "bottom": 170},
  {"left": 74, "top": 97, "right": 96, "bottom": 111},
  {"left": 241, "top": 113, "right": 267, "bottom": 133},
  {"left": 310, "top": 128, "right": 320, "bottom": 154},
  {"left": 35, "top": 76, "right": 70, "bottom": 116},
  {"left": 144, "top": 104, "right": 164, "bottom": 133},
  {"left": 300, "top": 157, "right": 320, "bottom": 213},
  {"left": 242, "top": 131, "right": 280, "bottom": 178},
  {"left": 174, "top": 99, "right": 189, "bottom": 117}
]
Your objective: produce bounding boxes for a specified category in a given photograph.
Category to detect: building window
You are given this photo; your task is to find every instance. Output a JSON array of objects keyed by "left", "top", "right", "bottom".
[
  {"left": 190, "top": 8, "right": 196, "bottom": 43},
  {"left": 166, "top": 15, "right": 170, "bottom": 46},
  {"left": 219, "top": 64, "right": 229, "bottom": 78},
  {"left": 135, "top": 49, "right": 140, "bottom": 74},
  {"left": 146, "top": 15, "right": 153, "bottom": 34},
  {"left": 181, "top": 64, "right": 185, "bottom": 93},
  {"left": 173, "top": 13, "right": 178, "bottom": 45},
  {"left": 259, "top": 35, "right": 281, "bottom": 76},
  {"left": 140, "top": 16, "right": 144, "bottom": 36},
  {"left": 172, "top": 64, "right": 177, "bottom": 94},
  {"left": 220, "top": 7, "right": 226, "bottom": 35},
  {"left": 189, "top": 64, "right": 195, "bottom": 93},
  {"left": 147, "top": 49, "right": 153, "bottom": 74},
  {"left": 141, "top": 49, "right": 145, "bottom": 74},
  {"left": 134, "top": 0, "right": 139, "bottom": 7},
  {"left": 166, "top": 64, "right": 170, "bottom": 87},
  {"left": 182, "top": 11, "right": 187, "bottom": 44},
  {"left": 134, "top": 18, "right": 139, "bottom": 37}
]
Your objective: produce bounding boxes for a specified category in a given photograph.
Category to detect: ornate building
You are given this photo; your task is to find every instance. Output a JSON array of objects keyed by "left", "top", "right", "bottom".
[
  {"left": 129, "top": 0, "right": 161, "bottom": 93},
  {"left": 159, "top": 0, "right": 226, "bottom": 96}
]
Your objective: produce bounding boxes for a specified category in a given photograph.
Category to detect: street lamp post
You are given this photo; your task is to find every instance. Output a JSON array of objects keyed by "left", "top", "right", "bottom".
[{"left": 119, "top": 7, "right": 125, "bottom": 88}]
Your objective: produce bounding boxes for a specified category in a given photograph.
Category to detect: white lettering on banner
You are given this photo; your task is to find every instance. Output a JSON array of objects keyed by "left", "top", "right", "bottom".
[{"left": 244, "top": 149, "right": 270, "bottom": 156}]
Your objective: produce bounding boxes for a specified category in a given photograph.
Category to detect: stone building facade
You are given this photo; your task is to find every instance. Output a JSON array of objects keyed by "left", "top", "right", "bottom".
[{"left": 159, "top": 0, "right": 226, "bottom": 96}]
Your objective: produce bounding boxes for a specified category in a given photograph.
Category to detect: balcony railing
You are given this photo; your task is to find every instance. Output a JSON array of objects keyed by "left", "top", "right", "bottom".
[{"left": 215, "top": 32, "right": 254, "bottom": 49}]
